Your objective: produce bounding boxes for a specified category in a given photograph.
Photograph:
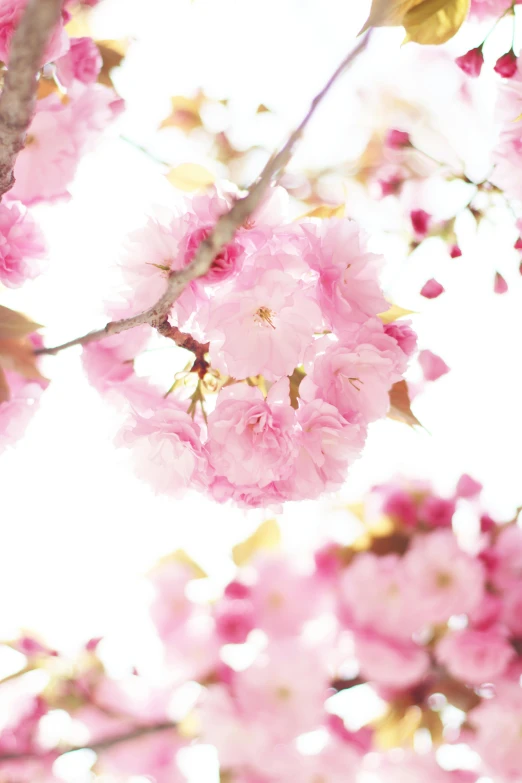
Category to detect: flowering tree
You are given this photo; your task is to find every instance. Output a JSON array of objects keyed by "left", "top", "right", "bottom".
[{"left": 1, "top": 0, "right": 522, "bottom": 779}]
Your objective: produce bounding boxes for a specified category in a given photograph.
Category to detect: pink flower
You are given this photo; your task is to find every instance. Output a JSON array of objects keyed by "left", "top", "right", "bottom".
[
  {"left": 456, "top": 473, "right": 482, "bottom": 498},
  {"left": 205, "top": 264, "right": 321, "bottom": 381},
  {"left": 494, "top": 271, "right": 508, "bottom": 293},
  {"left": 98, "top": 729, "right": 187, "bottom": 783},
  {"left": 215, "top": 599, "right": 255, "bottom": 644},
  {"left": 148, "top": 561, "right": 195, "bottom": 644},
  {"left": 0, "top": 373, "right": 47, "bottom": 453},
  {"left": 339, "top": 553, "right": 419, "bottom": 638},
  {"left": 247, "top": 555, "right": 325, "bottom": 638},
  {"left": 418, "top": 496, "right": 455, "bottom": 528},
  {"left": 82, "top": 325, "right": 151, "bottom": 393},
  {"left": 470, "top": 694, "right": 522, "bottom": 779},
  {"left": 384, "top": 322, "right": 417, "bottom": 358},
  {"left": 436, "top": 629, "right": 514, "bottom": 685},
  {"left": 0, "top": 201, "right": 46, "bottom": 287},
  {"left": 385, "top": 129, "right": 411, "bottom": 149},
  {"left": 469, "top": 0, "right": 512, "bottom": 18},
  {"left": 301, "top": 218, "right": 387, "bottom": 331},
  {"left": 495, "top": 51, "right": 518, "bottom": 78},
  {"left": 0, "top": 0, "right": 69, "bottom": 66},
  {"left": 418, "top": 349, "right": 450, "bottom": 381},
  {"left": 117, "top": 403, "right": 210, "bottom": 496},
  {"left": 490, "top": 525, "right": 522, "bottom": 590},
  {"left": 382, "top": 488, "right": 418, "bottom": 527},
  {"left": 55, "top": 37, "right": 102, "bottom": 86},
  {"left": 410, "top": 209, "right": 431, "bottom": 237},
  {"left": 450, "top": 244, "right": 462, "bottom": 258},
  {"left": 403, "top": 530, "right": 485, "bottom": 625},
  {"left": 303, "top": 335, "right": 399, "bottom": 424},
  {"left": 420, "top": 278, "right": 444, "bottom": 299},
  {"left": 206, "top": 382, "right": 296, "bottom": 488},
  {"left": 11, "top": 83, "right": 123, "bottom": 204},
  {"left": 502, "top": 583, "right": 522, "bottom": 635},
  {"left": 455, "top": 47, "right": 484, "bottom": 78},
  {"left": 280, "top": 399, "right": 366, "bottom": 500},
  {"left": 233, "top": 640, "right": 330, "bottom": 741},
  {"left": 353, "top": 628, "right": 430, "bottom": 688}
]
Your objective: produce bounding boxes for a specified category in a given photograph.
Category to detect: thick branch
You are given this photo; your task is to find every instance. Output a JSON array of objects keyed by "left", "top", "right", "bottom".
[
  {"left": 0, "top": 0, "right": 63, "bottom": 199},
  {"left": 36, "top": 31, "right": 371, "bottom": 356},
  {"left": 0, "top": 721, "right": 176, "bottom": 763}
]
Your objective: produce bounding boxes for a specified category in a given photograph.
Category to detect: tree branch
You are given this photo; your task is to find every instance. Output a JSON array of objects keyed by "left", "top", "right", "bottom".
[
  {"left": 0, "top": 0, "right": 63, "bottom": 199},
  {"left": 0, "top": 721, "right": 176, "bottom": 763},
  {"left": 36, "top": 31, "right": 372, "bottom": 357}
]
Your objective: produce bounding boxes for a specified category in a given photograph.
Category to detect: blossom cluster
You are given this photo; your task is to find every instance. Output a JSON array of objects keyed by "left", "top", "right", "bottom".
[
  {"left": 84, "top": 185, "right": 417, "bottom": 506},
  {"left": 0, "top": 0, "right": 124, "bottom": 448},
  {"left": 1, "top": 476, "right": 522, "bottom": 782}
]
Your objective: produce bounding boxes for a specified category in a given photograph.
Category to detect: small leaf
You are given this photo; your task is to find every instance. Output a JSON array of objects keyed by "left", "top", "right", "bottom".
[
  {"left": 288, "top": 366, "right": 305, "bottom": 410},
  {"left": 155, "top": 549, "right": 207, "bottom": 579},
  {"left": 256, "top": 103, "right": 270, "bottom": 113},
  {"left": 232, "top": 518, "right": 281, "bottom": 566},
  {"left": 388, "top": 380, "right": 422, "bottom": 427},
  {"left": 378, "top": 304, "right": 416, "bottom": 324},
  {"left": 0, "top": 306, "right": 42, "bottom": 338},
  {"left": 0, "top": 366, "right": 10, "bottom": 403},
  {"left": 360, "top": 0, "right": 469, "bottom": 45},
  {"left": 166, "top": 163, "right": 215, "bottom": 192},
  {"left": 0, "top": 339, "right": 46, "bottom": 381},
  {"left": 160, "top": 95, "right": 204, "bottom": 133},
  {"left": 302, "top": 204, "right": 345, "bottom": 219},
  {"left": 96, "top": 39, "right": 128, "bottom": 88}
]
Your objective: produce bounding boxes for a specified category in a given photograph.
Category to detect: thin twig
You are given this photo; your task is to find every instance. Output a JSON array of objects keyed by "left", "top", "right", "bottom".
[
  {"left": 0, "top": 0, "right": 63, "bottom": 199},
  {"left": 36, "top": 31, "right": 372, "bottom": 357},
  {"left": 0, "top": 721, "right": 176, "bottom": 763}
]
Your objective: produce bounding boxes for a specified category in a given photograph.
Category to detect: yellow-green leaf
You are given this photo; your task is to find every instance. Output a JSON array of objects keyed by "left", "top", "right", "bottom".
[
  {"left": 360, "top": 0, "right": 470, "bottom": 45},
  {"left": 232, "top": 518, "right": 281, "bottom": 566},
  {"left": 0, "top": 338, "right": 46, "bottom": 381},
  {"left": 403, "top": 0, "right": 470, "bottom": 44},
  {"left": 0, "top": 306, "right": 42, "bottom": 338},
  {"left": 388, "top": 380, "right": 422, "bottom": 427},
  {"left": 378, "top": 304, "right": 416, "bottom": 324},
  {"left": 302, "top": 204, "right": 345, "bottom": 219},
  {"left": 166, "top": 163, "right": 215, "bottom": 192},
  {"left": 155, "top": 549, "right": 207, "bottom": 579}
]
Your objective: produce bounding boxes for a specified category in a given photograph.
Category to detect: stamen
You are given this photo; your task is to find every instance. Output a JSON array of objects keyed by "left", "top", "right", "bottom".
[{"left": 255, "top": 306, "right": 276, "bottom": 329}]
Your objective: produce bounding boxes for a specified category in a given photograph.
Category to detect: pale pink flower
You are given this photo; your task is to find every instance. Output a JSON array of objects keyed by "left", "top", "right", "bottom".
[
  {"left": 233, "top": 640, "right": 329, "bottom": 741},
  {"left": 206, "top": 381, "right": 296, "bottom": 488},
  {"left": 82, "top": 325, "right": 151, "bottom": 392},
  {"left": 339, "top": 553, "right": 419, "bottom": 638},
  {"left": 162, "top": 612, "right": 221, "bottom": 680},
  {"left": 353, "top": 628, "right": 430, "bottom": 688},
  {"left": 370, "top": 750, "right": 472, "bottom": 783},
  {"left": 456, "top": 473, "right": 482, "bottom": 498},
  {"left": 469, "top": 0, "right": 512, "bottom": 18},
  {"left": 383, "top": 321, "right": 417, "bottom": 359},
  {"left": 117, "top": 403, "right": 211, "bottom": 496},
  {"left": 148, "top": 561, "right": 195, "bottom": 644},
  {"left": 0, "top": 201, "right": 46, "bottom": 287},
  {"left": 55, "top": 37, "right": 102, "bottom": 86},
  {"left": 247, "top": 554, "right": 326, "bottom": 638},
  {"left": 418, "top": 349, "right": 450, "bottom": 381},
  {"left": 491, "top": 62, "right": 522, "bottom": 199},
  {"left": 436, "top": 628, "right": 514, "bottom": 685},
  {"left": 403, "top": 530, "right": 485, "bottom": 625},
  {"left": 0, "top": 0, "right": 69, "bottom": 65},
  {"left": 0, "top": 373, "right": 47, "bottom": 453},
  {"left": 98, "top": 729, "right": 187, "bottom": 783},
  {"left": 279, "top": 399, "right": 366, "bottom": 500},
  {"left": 205, "top": 263, "right": 321, "bottom": 381},
  {"left": 490, "top": 525, "right": 522, "bottom": 590},
  {"left": 11, "top": 83, "right": 123, "bottom": 204},
  {"left": 502, "top": 582, "right": 522, "bottom": 634},
  {"left": 278, "top": 738, "right": 361, "bottom": 783},
  {"left": 470, "top": 694, "right": 522, "bottom": 779},
  {"left": 301, "top": 218, "right": 387, "bottom": 331},
  {"left": 303, "top": 335, "right": 399, "bottom": 423}
]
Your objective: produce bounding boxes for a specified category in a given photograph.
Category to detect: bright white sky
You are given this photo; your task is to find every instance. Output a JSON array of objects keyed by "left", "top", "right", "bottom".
[{"left": 0, "top": 0, "right": 521, "bottom": 652}]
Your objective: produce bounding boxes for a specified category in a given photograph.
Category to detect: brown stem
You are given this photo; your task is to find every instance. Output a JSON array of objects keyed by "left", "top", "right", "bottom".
[
  {"left": 35, "top": 31, "right": 372, "bottom": 357},
  {"left": 0, "top": 0, "right": 63, "bottom": 199},
  {"left": 157, "top": 320, "right": 210, "bottom": 377},
  {"left": 0, "top": 721, "right": 176, "bottom": 763}
]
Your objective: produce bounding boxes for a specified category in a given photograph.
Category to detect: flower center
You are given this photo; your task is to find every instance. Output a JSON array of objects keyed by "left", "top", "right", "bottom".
[
  {"left": 254, "top": 306, "right": 276, "bottom": 329},
  {"left": 436, "top": 571, "right": 453, "bottom": 588},
  {"left": 275, "top": 685, "right": 292, "bottom": 701}
]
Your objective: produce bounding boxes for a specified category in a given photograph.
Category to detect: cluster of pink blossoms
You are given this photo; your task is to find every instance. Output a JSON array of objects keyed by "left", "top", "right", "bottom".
[
  {"left": 1, "top": 476, "right": 522, "bottom": 782},
  {"left": 0, "top": 0, "right": 124, "bottom": 449},
  {"left": 85, "top": 186, "right": 417, "bottom": 506}
]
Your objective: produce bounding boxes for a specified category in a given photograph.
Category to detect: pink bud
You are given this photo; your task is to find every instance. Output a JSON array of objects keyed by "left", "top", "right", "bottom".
[
  {"left": 455, "top": 47, "right": 484, "bottom": 78},
  {"left": 224, "top": 580, "right": 251, "bottom": 599},
  {"left": 418, "top": 349, "right": 450, "bottom": 380},
  {"left": 215, "top": 601, "right": 255, "bottom": 644},
  {"left": 494, "top": 271, "right": 508, "bottom": 294},
  {"left": 410, "top": 209, "right": 431, "bottom": 237},
  {"left": 480, "top": 514, "right": 496, "bottom": 534},
  {"left": 85, "top": 637, "right": 102, "bottom": 652},
  {"left": 456, "top": 474, "right": 482, "bottom": 498},
  {"left": 379, "top": 175, "right": 403, "bottom": 197},
  {"left": 514, "top": 237, "right": 522, "bottom": 250},
  {"left": 385, "top": 129, "right": 411, "bottom": 149},
  {"left": 449, "top": 244, "right": 462, "bottom": 258},
  {"left": 420, "top": 278, "right": 444, "bottom": 299},
  {"left": 494, "top": 50, "right": 518, "bottom": 78},
  {"left": 314, "top": 543, "right": 343, "bottom": 579}
]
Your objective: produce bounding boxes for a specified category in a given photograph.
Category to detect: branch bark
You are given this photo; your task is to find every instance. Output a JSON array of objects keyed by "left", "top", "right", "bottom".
[
  {"left": 36, "top": 30, "right": 372, "bottom": 357},
  {"left": 0, "top": 0, "right": 63, "bottom": 199}
]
